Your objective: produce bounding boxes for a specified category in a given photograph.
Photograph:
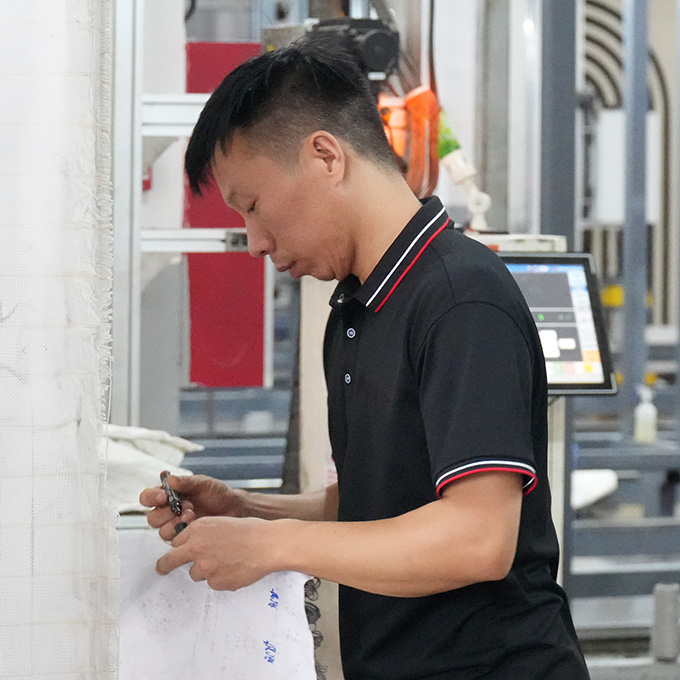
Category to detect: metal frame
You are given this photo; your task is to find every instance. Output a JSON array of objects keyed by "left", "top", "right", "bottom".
[
  {"left": 476, "top": 0, "right": 510, "bottom": 231},
  {"left": 507, "top": 0, "right": 542, "bottom": 235},
  {"left": 350, "top": 0, "right": 370, "bottom": 18},
  {"left": 112, "top": 2, "right": 277, "bottom": 426},
  {"left": 540, "top": 0, "right": 577, "bottom": 250},
  {"left": 112, "top": 0, "right": 144, "bottom": 425},
  {"left": 676, "top": 0, "right": 680, "bottom": 440},
  {"left": 142, "top": 94, "right": 210, "bottom": 137},
  {"left": 538, "top": 0, "right": 578, "bottom": 594},
  {"left": 141, "top": 228, "right": 248, "bottom": 253},
  {"left": 620, "top": 0, "right": 649, "bottom": 437}
]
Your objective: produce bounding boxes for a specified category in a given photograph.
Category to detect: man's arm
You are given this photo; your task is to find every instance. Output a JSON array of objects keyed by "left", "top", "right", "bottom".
[
  {"left": 141, "top": 477, "right": 338, "bottom": 541},
  {"left": 239, "top": 483, "right": 338, "bottom": 522},
  {"left": 156, "top": 471, "right": 522, "bottom": 597}
]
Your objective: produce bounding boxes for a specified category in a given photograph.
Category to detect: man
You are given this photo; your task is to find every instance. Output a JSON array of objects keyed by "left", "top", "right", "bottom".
[{"left": 140, "top": 37, "right": 590, "bottom": 680}]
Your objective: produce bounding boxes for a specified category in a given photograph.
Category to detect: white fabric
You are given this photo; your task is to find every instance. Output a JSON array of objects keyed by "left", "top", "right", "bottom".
[
  {"left": 99, "top": 428, "right": 194, "bottom": 514},
  {"left": 105, "top": 423, "right": 203, "bottom": 467},
  {"left": 119, "top": 530, "right": 316, "bottom": 680},
  {"left": 571, "top": 469, "right": 619, "bottom": 510},
  {"left": 0, "top": 2, "right": 118, "bottom": 678}
]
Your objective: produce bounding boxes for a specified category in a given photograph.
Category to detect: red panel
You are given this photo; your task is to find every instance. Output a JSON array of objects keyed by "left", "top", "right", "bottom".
[
  {"left": 187, "top": 252, "right": 265, "bottom": 387},
  {"left": 186, "top": 42, "right": 261, "bottom": 94},
  {"left": 185, "top": 42, "right": 265, "bottom": 388}
]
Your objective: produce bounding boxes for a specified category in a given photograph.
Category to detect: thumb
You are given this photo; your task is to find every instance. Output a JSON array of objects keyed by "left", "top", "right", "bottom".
[{"left": 167, "top": 474, "right": 202, "bottom": 495}]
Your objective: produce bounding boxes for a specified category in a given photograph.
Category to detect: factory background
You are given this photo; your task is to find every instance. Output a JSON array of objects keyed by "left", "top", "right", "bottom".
[{"left": 2, "top": 1, "right": 680, "bottom": 678}]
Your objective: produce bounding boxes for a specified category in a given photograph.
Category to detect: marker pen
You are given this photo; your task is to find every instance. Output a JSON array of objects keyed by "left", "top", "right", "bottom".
[{"left": 160, "top": 470, "right": 188, "bottom": 535}]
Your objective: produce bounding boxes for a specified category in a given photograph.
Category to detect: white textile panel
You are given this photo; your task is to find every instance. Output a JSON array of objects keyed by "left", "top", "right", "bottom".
[
  {"left": 0, "top": 2, "right": 118, "bottom": 678},
  {"left": 119, "top": 531, "right": 316, "bottom": 680}
]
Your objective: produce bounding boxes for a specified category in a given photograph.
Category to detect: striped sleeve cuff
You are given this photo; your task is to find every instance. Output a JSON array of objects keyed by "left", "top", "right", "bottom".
[{"left": 435, "top": 460, "right": 538, "bottom": 498}]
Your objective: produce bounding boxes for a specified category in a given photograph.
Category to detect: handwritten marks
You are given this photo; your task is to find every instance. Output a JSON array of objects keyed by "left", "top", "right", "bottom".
[{"left": 118, "top": 529, "right": 315, "bottom": 680}]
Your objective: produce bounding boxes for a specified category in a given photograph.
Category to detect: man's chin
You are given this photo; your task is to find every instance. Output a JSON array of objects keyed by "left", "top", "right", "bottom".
[
  {"left": 305, "top": 271, "right": 336, "bottom": 282},
  {"left": 287, "top": 262, "right": 337, "bottom": 282}
]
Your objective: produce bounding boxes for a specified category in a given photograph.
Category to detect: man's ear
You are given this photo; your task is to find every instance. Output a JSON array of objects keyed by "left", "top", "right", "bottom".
[{"left": 306, "top": 131, "right": 346, "bottom": 178}]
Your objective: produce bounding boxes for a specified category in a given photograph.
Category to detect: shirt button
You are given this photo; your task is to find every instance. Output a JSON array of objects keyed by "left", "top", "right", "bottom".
[
  {"left": 346, "top": 328, "right": 356, "bottom": 339},
  {"left": 344, "top": 373, "right": 351, "bottom": 384}
]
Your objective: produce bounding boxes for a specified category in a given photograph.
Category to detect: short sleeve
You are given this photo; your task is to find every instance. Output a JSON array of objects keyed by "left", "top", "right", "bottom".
[{"left": 416, "top": 302, "right": 538, "bottom": 497}]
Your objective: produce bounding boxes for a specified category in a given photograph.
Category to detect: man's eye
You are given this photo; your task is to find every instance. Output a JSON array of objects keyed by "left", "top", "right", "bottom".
[{"left": 247, "top": 202, "right": 256, "bottom": 214}]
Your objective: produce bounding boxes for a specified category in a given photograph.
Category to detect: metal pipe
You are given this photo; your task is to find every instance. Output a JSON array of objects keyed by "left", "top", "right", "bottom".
[
  {"left": 676, "top": 0, "right": 680, "bottom": 441},
  {"left": 620, "top": 0, "right": 648, "bottom": 437},
  {"left": 111, "top": 0, "right": 144, "bottom": 426},
  {"left": 540, "top": 0, "right": 577, "bottom": 249},
  {"left": 651, "top": 583, "right": 680, "bottom": 662}
]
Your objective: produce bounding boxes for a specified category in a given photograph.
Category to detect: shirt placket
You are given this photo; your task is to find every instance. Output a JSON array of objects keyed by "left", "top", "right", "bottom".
[{"left": 339, "top": 298, "right": 361, "bottom": 439}]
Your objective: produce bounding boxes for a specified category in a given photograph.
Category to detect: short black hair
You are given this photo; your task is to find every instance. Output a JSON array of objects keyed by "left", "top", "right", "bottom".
[{"left": 185, "top": 34, "right": 398, "bottom": 195}]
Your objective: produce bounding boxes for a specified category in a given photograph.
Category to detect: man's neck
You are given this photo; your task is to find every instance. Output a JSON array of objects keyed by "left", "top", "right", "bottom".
[{"left": 346, "top": 166, "right": 423, "bottom": 284}]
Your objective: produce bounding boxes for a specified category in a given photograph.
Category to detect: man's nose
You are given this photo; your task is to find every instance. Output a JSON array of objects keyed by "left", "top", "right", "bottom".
[{"left": 245, "top": 222, "right": 274, "bottom": 258}]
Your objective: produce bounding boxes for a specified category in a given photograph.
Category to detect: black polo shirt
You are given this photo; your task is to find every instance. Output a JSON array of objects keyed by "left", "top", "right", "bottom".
[{"left": 323, "top": 197, "right": 589, "bottom": 680}]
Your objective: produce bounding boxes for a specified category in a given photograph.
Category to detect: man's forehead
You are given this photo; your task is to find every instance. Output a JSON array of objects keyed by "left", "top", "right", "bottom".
[
  {"left": 211, "top": 132, "right": 268, "bottom": 175},
  {"left": 208, "top": 154, "right": 236, "bottom": 206},
  {"left": 209, "top": 138, "right": 249, "bottom": 195},
  {"left": 210, "top": 142, "right": 277, "bottom": 208}
]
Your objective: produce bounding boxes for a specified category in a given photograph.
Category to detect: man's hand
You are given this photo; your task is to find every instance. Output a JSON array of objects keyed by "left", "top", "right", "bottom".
[
  {"left": 139, "top": 475, "right": 247, "bottom": 541},
  {"left": 155, "top": 516, "right": 280, "bottom": 591}
]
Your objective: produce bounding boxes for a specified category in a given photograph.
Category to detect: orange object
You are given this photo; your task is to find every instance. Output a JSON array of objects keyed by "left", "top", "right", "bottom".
[
  {"left": 379, "top": 93, "right": 408, "bottom": 160},
  {"left": 379, "top": 87, "right": 440, "bottom": 198}
]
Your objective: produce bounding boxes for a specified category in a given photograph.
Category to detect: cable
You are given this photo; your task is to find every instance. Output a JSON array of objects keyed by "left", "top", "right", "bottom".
[
  {"left": 585, "top": 73, "right": 608, "bottom": 108},
  {"left": 429, "top": 0, "right": 437, "bottom": 96},
  {"left": 585, "top": 53, "right": 623, "bottom": 107},
  {"left": 648, "top": 48, "right": 671, "bottom": 322},
  {"left": 588, "top": 0, "right": 624, "bottom": 23},
  {"left": 586, "top": 31, "right": 654, "bottom": 109},
  {"left": 585, "top": 32, "right": 622, "bottom": 72}
]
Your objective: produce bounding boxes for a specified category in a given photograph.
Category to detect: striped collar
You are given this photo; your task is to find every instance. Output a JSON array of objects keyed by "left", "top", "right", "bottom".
[{"left": 330, "top": 196, "right": 451, "bottom": 312}]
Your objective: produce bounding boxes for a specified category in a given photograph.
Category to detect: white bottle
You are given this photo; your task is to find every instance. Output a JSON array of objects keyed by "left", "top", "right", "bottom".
[{"left": 634, "top": 385, "right": 658, "bottom": 443}]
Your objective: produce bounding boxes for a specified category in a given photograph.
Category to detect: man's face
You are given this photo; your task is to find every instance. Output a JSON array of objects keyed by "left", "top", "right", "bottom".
[{"left": 211, "top": 132, "right": 351, "bottom": 281}]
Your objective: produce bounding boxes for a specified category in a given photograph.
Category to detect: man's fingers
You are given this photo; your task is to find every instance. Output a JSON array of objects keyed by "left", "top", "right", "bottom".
[
  {"left": 139, "top": 487, "right": 168, "bottom": 509},
  {"left": 147, "top": 506, "right": 174, "bottom": 529},
  {"left": 171, "top": 514, "right": 194, "bottom": 546},
  {"left": 166, "top": 474, "right": 203, "bottom": 494},
  {"left": 158, "top": 507, "right": 195, "bottom": 541},
  {"left": 189, "top": 564, "right": 206, "bottom": 582},
  {"left": 156, "top": 544, "right": 192, "bottom": 575},
  {"left": 147, "top": 500, "right": 194, "bottom": 528},
  {"left": 140, "top": 475, "right": 200, "bottom": 510}
]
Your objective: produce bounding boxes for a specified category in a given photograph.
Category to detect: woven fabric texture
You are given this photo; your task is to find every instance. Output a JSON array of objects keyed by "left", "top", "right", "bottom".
[{"left": 0, "top": 2, "right": 119, "bottom": 677}]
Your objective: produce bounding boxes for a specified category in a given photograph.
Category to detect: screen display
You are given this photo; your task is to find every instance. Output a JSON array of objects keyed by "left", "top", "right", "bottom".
[{"left": 502, "top": 255, "right": 616, "bottom": 395}]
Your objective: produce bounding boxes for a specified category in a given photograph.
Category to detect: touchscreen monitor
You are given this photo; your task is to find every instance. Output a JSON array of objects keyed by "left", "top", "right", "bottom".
[{"left": 501, "top": 254, "right": 617, "bottom": 395}]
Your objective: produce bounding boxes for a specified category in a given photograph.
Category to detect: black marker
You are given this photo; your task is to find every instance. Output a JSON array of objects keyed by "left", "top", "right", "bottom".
[{"left": 160, "top": 470, "right": 188, "bottom": 535}]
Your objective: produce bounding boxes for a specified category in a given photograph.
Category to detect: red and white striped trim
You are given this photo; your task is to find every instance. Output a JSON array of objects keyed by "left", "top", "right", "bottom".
[
  {"left": 375, "top": 218, "right": 451, "bottom": 312},
  {"left": 435, "top": 460, "right": 538, "bottom": 497},
  {"left": 366, "top": 205, "right": 447, "bottom": 309}
]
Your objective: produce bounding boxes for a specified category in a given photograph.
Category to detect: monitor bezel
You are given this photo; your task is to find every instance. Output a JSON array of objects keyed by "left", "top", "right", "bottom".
[{"left": 500, "top": 252, "right": 617, "bottom": 396}]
